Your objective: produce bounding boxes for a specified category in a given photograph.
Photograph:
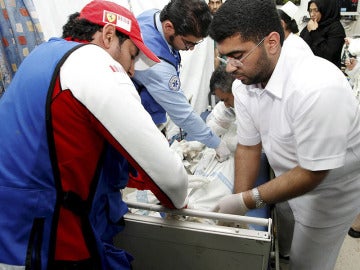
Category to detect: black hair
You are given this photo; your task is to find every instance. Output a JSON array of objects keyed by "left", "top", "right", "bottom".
[
  {"left": 160, "top": 0, "right": 212, "bottom": 38},
  {"left": 209, "top": 0, "right": 284, "bottom": 45},
  {"left": 62, "top": 12, "right": 128, "bottom": 44},
  {"left": 278, "top": 9, "right": 299, "bottom": 34},
  {"left": 210, "top": 65, "right": 235, "bottom": 95}
]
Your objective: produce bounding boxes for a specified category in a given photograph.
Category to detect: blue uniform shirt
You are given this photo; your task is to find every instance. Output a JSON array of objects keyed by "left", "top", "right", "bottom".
[{"left": 134, "top": 10, "right": 220, "bottom": 149}]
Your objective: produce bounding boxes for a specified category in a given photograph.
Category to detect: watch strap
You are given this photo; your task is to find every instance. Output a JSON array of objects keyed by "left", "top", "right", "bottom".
[{"left": 251, "top": 187, "right": 266, "bottom": 208}]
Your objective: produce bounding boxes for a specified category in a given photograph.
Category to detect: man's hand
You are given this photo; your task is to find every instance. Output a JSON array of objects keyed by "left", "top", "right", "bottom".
[
  {"left": 215, "top": 140, "right": 231, "bottom": 162},
  {"left": 212, "top": 193, "right": 249, "bottom": 215}
]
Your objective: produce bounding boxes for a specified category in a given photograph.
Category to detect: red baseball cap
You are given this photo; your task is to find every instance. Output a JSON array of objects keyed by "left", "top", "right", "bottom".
[{"left": 79, "top": 0, "right": 160, "bottom": 69}]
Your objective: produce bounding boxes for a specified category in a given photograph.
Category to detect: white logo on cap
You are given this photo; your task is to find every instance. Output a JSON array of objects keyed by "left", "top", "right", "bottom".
[{"left": 103, "top": 10, "right": 131, "bottom": 32}]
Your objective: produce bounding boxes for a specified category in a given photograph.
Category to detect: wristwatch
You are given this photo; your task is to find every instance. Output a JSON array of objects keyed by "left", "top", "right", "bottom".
[{"left": 251, "top": 187, "right": 266, "bottom": 208}]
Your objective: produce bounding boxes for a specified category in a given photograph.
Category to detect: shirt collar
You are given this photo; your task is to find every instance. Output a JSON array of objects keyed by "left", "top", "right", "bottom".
[
  {"left": 262, "top": 48, "right": 287, "bottom": 99},
  {"left": 154, "top": 12, "right": 175, "bottom": 55},
  {"left": 245, "top": 83, "right": 265, "bottom": 96}
]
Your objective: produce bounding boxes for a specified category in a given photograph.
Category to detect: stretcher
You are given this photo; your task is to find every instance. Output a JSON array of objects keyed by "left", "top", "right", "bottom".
[
  {"left": 114, "top": 151, "right": 280, "bottom": 269},
  {"left": 114, "top": 200, "right": 280, "bottom": 270}
]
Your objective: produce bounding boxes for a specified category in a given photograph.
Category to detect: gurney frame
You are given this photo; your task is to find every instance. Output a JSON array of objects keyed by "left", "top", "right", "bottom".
[{"left": 114, "top": 201, "right": 280, "bottom": 270}]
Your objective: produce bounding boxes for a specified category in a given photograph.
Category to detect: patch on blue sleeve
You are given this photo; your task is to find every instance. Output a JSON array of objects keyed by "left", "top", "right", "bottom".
[{"left": 168, "top": 75, "right": 181, "bottom": 91}]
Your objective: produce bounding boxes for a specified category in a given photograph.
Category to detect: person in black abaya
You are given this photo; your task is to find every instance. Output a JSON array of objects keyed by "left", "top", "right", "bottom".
[{"left": 300, "top": 0, "right": 346, "bottom": 68}]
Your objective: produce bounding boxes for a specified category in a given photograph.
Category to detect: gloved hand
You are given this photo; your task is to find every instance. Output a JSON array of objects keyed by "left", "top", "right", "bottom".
[
  {"left": 182, "top": 141, "right": 205, "bottom": 159},
  {"left": 207, "top": 118, "right": 228, "bottom": 137},
  {"left": 212, "top": 193, "right": 249, "bottom": 216},
  {"left": 206, "top": 102, "right": 236, "bottom": 137},
  {"left": 215, "top": 139, "right": 231, "bottom": 162}
]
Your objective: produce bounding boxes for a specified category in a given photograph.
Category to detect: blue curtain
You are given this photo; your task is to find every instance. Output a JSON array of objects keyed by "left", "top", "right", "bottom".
[{"left": 0, "top": 0, "right": 44, "bottom": 96}]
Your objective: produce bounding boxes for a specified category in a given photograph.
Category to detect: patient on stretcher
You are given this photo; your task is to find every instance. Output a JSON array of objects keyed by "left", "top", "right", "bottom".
[{"left": 125, "top": 102, "right": 271, "bottom": 230}]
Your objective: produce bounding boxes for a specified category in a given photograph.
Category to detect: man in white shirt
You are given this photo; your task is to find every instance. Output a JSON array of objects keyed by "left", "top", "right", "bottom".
[{"left": 209, "top": 0, "right": 360, "bottom": 269}]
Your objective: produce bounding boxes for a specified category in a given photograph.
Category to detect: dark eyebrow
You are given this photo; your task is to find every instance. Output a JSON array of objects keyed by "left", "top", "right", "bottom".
[{"left": 220, "top": 50, "right": 244, "bottom": 58}]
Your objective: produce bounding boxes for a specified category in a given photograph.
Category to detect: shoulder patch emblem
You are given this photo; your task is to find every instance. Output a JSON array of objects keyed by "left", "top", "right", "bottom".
[{"left": 168, "top": 75, "right": 181, "bottom": 91}]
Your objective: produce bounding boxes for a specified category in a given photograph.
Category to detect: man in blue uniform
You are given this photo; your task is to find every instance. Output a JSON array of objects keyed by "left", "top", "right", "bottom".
[{"left": 133, "top": 0, "right": 230, "bottom": 162}]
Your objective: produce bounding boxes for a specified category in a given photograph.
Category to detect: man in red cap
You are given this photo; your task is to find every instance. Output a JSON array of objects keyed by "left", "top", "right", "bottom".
[{"left": 0, "top": 1, "right": 188, "bottom": 269}]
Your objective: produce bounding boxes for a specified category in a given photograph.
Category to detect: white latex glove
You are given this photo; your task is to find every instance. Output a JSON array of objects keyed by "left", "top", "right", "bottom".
[
  {"left": 207, "top": 118, "right": 228, "bottom": 137},
  {"left": 182, "top": 141, "right": 205, "bottom": 159},
  {"left": 215, "top": 140, "right": 231, "bottom": 162},
  {"left": 212, "top": 193, "right": 249, "bottom": 216},
  {"left": 206, "top": 102, "right": 236, "bottom": 137}
]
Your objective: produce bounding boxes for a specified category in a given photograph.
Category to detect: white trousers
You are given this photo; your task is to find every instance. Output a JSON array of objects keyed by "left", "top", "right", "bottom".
[{"left": 289, "top": 217, "right": 355, "bottom": 270}]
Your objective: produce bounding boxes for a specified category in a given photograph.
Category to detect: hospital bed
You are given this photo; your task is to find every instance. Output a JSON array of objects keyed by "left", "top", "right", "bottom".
[{"left": 114, "top": 152, "right": 280, "bottom": 270}]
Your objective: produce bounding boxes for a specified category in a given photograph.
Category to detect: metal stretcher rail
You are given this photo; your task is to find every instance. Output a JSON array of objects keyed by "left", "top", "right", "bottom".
[
  {"left": 116, "top": 201, "right": 277, "bottom": 270},
  {"left": 125, "top": 201, "right": 270, "bottom": 227}
]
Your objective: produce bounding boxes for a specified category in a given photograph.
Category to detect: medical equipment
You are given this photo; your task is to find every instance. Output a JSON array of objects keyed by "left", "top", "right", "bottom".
[
  {"left": 114, "top": 201, "right": 279, "bottom": 270},
  {"left": 114, "top": 151, "right": 280, "bottom": 270},
  {"left": 114, "top": 118, "right": 280, "bottom": 269}
]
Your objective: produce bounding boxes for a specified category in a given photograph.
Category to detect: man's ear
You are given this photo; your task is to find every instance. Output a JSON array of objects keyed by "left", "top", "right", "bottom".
[
  {"left": 163, "top": 20, "right": 175, "bottom": 36},
  {"left": 266, "top": 31, "right": 281, "bottom": 56},
  {"left": 102, "top": 24, "right": 117, "bottom": 49}
]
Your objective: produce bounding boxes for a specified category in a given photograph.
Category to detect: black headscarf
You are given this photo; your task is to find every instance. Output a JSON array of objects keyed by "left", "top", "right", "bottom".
[{"left": 307, "top": 0, "right": 341, "bottom": 27}]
